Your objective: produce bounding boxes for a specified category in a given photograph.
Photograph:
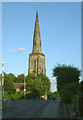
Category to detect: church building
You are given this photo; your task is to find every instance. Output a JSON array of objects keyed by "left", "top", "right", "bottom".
[{"left": 28, "top": 11, "right": 46, "bottom": 76}]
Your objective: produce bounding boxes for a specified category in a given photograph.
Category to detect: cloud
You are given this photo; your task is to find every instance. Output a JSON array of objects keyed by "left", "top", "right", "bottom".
[{"left": 12, "top": 48, "right": 25, "bottom": 53}]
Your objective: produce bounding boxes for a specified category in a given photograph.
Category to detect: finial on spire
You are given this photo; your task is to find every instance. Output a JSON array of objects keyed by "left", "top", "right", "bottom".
[
  {"left": 36, "top": 10, "right": 38, "bottom": 15},
  {"left": 36, "top": 10, "right": 38, "bottom": 22}
]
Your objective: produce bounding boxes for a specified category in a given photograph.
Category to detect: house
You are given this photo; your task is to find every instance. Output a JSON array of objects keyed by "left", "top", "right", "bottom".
[{"left": 13, "top": 83, "right": 27, "bottom": 92}]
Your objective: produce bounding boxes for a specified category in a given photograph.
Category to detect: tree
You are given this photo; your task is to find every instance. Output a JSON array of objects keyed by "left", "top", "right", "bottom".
[
  {"left": 52, "top": 64, "right": 80, "bottom": 104},
  {"left": 36, "top": 73, "right": 51, "bottom": 96},
  {"left": 26, "top": 73, "right": 51, "bottom": 97},
  {"left": 4, "top": 73, "right": 16, "bottom": 95},
  {"left": 53, "top": 64, "right": 80, "bottom": 91},
  {"left": 15, "top": 74, "right": 25, "bottom": 83},
  {"left": 7, "top": 73, "right": 16, "bottom": 82},
  {"left": 26, "top": 74, "right": 36, "bottom": 91}
]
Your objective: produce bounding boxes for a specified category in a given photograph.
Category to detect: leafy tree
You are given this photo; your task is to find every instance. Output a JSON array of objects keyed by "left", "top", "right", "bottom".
[
  {"left": 26, "top": 74, "right": 35, "bottom": 82},
  {"left": 26, "top": 74, "right": 36, "bottom": 91},
  {"left": 15, "top": 74, "right": 25, "bottom": 83},
  {"left": 26, "top": 73, "right": 51, "bottom": 96},
  {"left": 35, "top": 73, "right": 51, "bottom": 96},
  {"left": 52, "top": 64, "right": 80, "bottom": 104},
  {"left": 7, "top": 73, "right": 16, "bottom": 82},
  {"left": 4, "top": 73, "right": 16, "bottom": 95},
  {"left": 53, "top": 64, "right": 80, "bottom": 91}
]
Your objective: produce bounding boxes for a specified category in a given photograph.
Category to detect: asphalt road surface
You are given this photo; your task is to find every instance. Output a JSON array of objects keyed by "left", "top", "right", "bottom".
[{"left": 2, "top": 99, "right": 75, "bottom": 118}]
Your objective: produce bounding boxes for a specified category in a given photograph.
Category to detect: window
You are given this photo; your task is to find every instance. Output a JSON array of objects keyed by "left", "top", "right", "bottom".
[{"left": 34, "top": 60, "right": 36, "bottom": 69}]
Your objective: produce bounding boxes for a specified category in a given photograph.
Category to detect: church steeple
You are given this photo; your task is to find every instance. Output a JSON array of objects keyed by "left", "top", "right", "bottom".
[
  {"left": 28, "top": 11, "right": 46, "bottom": 76},
  {"left": 32, "top": 11, "right": 42, "bottom": 53}
]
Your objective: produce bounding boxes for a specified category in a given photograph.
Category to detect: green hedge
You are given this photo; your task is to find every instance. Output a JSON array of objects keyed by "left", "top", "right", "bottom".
[
  {"left": 78, "top": 96, "right": 83, "bottom": 116},
  {"left": 59, "top": 82, "right": 79, "bottom": 104}
]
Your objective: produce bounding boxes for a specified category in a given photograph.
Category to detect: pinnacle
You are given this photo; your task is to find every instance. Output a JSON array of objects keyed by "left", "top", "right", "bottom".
[{"left": 36, "top": 10, "right": 38, "bottom": 22}]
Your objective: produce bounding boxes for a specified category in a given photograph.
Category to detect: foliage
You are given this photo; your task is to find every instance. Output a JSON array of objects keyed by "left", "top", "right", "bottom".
[
  {"left": 3, "top": 72, "right": 51, "bottom": 99},
  {"left": 26, "top": 73, "right": 51, "bottom": 96},
  {"left": 10, "top": 92, "right": 20, "bottom": 100},
  {"left": 53, "top": 64, "right": 80, "bottom": 92},
  {"left": 10, "top": 91, "right": 25, "bottom": 100},
  {"left": 54, "top": 91, "right": 60, "bottom": 99},
  {"left": 7, "top": 73, "right": 16, "bottom": 82},
  {"left": 52, "top": 64, "right": 80, "bottom": 104},
  {"left": 15, "top": 74, "right": 25, "bottom": 83},
  {"left": 26, "top": 74, "right": 36, "bottom": 91},
  {"left": 47, "top": 91, "right": 56, "bottom": 98},
  {"left": 26, "top": 89, "right": 40, "bottom": 99},
  {"left": 36, "top": 73, "right": 51, "bottom": 96},
  {"left": 71, "top": 95, "right": 77, "bottom": 111},
  {"left": 4, "top": 91, "right": 9, "bottom": 100},
  {"left": 79, "top": 81, "right": 83, "bottom": 94},
  {"left": 59, "top": 82, "right": 79, "bottom": 104},
  {"left": 4, "top": 73, "right": 16, "bottom": 95},
  {"left": 26, "top": 74, "right": 35, "bottom": 82}
]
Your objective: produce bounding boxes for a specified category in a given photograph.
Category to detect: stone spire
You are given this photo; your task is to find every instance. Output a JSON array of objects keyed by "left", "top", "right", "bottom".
[
  {"left": 28, "top": 11, "right": 46, "bottom": 76},
  {"left": 32, "top": 11, "right": 42, "bottom": 53}
]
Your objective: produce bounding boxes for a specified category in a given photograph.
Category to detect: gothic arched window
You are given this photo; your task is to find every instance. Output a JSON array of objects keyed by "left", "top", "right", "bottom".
[{"left": 34, "top": 60, "right": 36, "bottom": 69}]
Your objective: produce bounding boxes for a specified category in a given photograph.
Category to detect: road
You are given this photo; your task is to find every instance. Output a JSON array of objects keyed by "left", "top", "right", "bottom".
[{"left": 2, "top": 99, "right": 75, "bottom": 118}]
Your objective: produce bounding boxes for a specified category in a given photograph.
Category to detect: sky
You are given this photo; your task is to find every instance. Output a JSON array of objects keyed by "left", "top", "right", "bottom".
[{"left": 1, "top": 2, "right": 81, "bottom": 92}]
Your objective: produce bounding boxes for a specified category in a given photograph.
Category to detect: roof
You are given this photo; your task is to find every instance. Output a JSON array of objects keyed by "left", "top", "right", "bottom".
[{"left": 13, "top": 83, "right": 27, "bottom": 88}]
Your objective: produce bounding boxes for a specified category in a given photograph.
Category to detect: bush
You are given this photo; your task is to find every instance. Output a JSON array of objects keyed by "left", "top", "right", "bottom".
[
  {"left": 54, "top": 91, "right": 60, "bottom": 99},
  {"left": 60, "top": 82, "right": 79, "bottom": 104},
  {"left": 78, "top": 96, "right": 83, "bottom": 116},
  {"left": 4, "top": 91, "right": 9, "bottom": 100},
  {"left": 26, "top": 90, "right": 40, "bottom": 99},
  {"left": 9, "top": 91, "right": 24, "bottom": 100},
  {"left": 10, "top": 92, "right": 20, "bottom": 100},
  {"left": 71, "top": 95, "right": 77, "bottom": 111}
]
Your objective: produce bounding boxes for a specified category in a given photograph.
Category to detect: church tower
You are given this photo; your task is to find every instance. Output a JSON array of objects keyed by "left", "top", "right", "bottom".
[{"left": 28, "top": 11, "right": 46, "bottom": 76}]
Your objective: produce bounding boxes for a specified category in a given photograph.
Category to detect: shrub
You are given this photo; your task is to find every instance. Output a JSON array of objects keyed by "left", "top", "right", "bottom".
[
  {"left": 10, "top": 92, "right": 19, "bottom": 100},
  {"left": 26, "top": 90, "right": 40, "bottom": 99},
  {"left": 54, "top": 91, "right": 60, "bottom": 99},
  {"left": 60, "top": 82, "right": 79, "bottom": 104},
  {"left": 4, "top": 91, "right": 9, "bottom": 100},
  {"left": 71, "top": 95, "right": 77, "bottom": 111}
]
